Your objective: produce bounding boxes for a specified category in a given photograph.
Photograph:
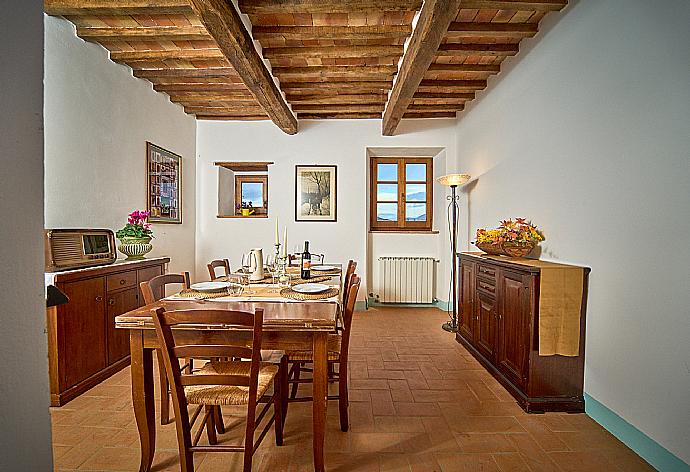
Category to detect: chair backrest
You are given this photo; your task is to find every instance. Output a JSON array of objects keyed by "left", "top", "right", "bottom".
[
  {"left": 339, "top": 274, "right": 361, "bottom": 362},
  {"left": 207, "top": 259, "right": 231, "bottom": 280},
  {"left": 151, "top": 307, "right": 265, "bottom": 445},
  {"left": 140, "top": 272, "right": 190, "bottom": 305},
  {"left": 342, "top": 260, "right": 357, "bottom": 307}
]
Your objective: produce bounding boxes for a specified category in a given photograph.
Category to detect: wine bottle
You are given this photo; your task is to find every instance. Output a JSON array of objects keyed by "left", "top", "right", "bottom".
[{"left": 301, "top": 241, "right": 311, "bottom": 279}]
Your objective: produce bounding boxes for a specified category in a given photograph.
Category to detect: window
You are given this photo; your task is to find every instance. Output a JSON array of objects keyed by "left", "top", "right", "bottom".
[
  {"left": 369, "top": 157, "right": 433, "bottom": 231},
  {"left": 234, "top": 175, "right": 268, "bottom": 215}
]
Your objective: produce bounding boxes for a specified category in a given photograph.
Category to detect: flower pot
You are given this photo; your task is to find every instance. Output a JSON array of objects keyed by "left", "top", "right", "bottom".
[
  {"left": 501, "top": 241, "right": 535, "bottom": 258},
  {"left": 474, "top": 241, "right": 505, "bottom": 256},
  {"left": 118, "top": 236, "right": 153, "bottom": 260}
]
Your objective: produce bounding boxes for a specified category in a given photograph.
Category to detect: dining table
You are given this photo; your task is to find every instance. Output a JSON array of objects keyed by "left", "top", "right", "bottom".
[{"left": 115, "top": 267, "right": 342, "bottom": 472}]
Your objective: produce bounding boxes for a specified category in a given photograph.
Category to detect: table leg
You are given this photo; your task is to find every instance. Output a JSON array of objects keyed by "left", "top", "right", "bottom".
[
  {"left": 312, "top": 332, "right": 328, "bottom": 472},
  {"left": 130, "top": 330, "right": 156, "bottom": 472}
]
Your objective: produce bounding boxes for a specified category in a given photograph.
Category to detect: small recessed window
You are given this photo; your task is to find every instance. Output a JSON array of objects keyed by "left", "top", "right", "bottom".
[{"left": 215, "top": 162, "right": 272, "bottom": 218}]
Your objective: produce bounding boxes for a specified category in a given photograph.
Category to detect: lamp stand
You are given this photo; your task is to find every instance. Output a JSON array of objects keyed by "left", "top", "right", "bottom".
[{"left": 442, "top": 184, "right": 459, "bottom": 333}]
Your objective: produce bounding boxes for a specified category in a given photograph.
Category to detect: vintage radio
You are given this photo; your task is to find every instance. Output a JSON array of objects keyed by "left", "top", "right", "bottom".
[{"left": 45, "top": 229, "right": 117, "bottom": 271}]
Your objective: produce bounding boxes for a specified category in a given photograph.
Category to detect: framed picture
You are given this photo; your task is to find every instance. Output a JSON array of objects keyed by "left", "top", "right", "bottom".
[
  {"left": 295, "top": 165, "right": 337, "bottom": 222},
  {"left": 146, "top": 142, "right": 182, "bottom": 224}
]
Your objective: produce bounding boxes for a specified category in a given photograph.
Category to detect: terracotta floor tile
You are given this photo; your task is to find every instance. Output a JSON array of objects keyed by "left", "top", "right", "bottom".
[{"left": 48, "top": 307, "right": 650, "bottom": 472}]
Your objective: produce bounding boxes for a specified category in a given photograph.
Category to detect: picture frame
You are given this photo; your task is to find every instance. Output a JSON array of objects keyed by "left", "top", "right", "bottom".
[
  {"left": 295, "top": 165, "right": 337, "bottom": 222},
  {"left": 146, "top": 142, "right": 182, "bottom": 224}
]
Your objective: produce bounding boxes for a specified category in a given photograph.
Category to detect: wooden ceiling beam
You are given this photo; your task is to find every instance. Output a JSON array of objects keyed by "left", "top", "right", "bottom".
[
  {"left": 189, "top": 0, "right": 298, "bottom": 134},
  {"left": 299, "top": 113, "right": 382, "bottom": 119},
  {"left": 285, "top": 95, "right": 387, "bottom": 104},
  {"left": 446, "top": 22, "right": 538, "bottom": 38},
  {"left": 412, "top": 97, "right": 469, "bottom": 105},
  {"left": 76, "top": 26, "right": 211, "bottom": 42},
  {"left": 427, "top": 64, "right": 500, "bottom": 73},
  {"left": 149, "top": 76, "right": 244, "bottom": 85},
  {"left": 111, "top": 49, "right": 226, "bottom": 63},
  {"left": 403, "top": 112, "right": 456, "bottom": 118},
  {"left": 252, "top": 25, "right": 412, "bottom": 40},
  {"left": 168, "top": 93, "right": 259, "bottom": 102},
  {"left": 436, "top": 43, "right": 519, "bottom": 57},
  {"left": 133, "top": 67, "right": 237, "bottom": 78},
  {"left": 414, "top": 92, "right": 474, "bottom": 99},
  {"left": 184, "top": 106, "right": 266, "bottom": 115},
  {"left": 154, "top": 83, "right": 253, "bottom": 93},
  {"left": 459, "top": 0, "right": 567, "bottom": 11},
  {"left": 238, "top": 0, "right": 422, "bottom": 14},
  {"left": 196, "top": 115, "right": 268, "bottom": 120},
  {"left": 408, "top": 104, "right": 464, "bottom": 112},
  {"left": 292, "top": 105, "right": 384, "bottom": 113},
  {"left": 382, "top": 0, "right": 462, "bottom": 135},
  {"left": 263, "top": 45, "right": 404, "bottom": 59},
  {"left": 417, "top": 79, "right": 487, "bottom": 91},
  {"left": 272, "top": 65, "right": 398, "bottom": 78},
  {"left": 280, "top": 81, "right": 393, "bottom": 90},
  {"left": 44, "top": 0, "right": 193, "bottom": 15}
]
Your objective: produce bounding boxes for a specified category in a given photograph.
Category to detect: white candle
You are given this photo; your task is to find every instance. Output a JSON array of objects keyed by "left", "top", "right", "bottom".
[
  {"left": 275, "top": 218, "right": 279, "bottom": 246},
  {"left": 282, "top": 227, "right": 288, "bottom": 257}
]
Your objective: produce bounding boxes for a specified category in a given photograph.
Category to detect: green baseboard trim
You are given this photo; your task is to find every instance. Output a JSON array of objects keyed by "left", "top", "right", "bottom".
[
  {"left": 584, "top": 393, "right": 690, "bottom": 472},
  {"left": 354, "top": 301, "right": 367, "bottom": 311}
]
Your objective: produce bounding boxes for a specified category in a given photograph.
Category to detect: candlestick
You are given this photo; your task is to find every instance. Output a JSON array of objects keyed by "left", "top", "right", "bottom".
[
  {"left": 282, "top": 227, "right": 288, "bottom": 257},
  {"left": 275, "top": 217, "right": 279, "bottom": 246}
]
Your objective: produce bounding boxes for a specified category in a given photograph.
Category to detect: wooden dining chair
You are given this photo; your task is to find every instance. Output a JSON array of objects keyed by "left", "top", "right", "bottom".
[
  {"left": 341, "top": 260, "right": 357, "bottom": 308},
  {"left": 152, "top": 307, "right": 286, "bottom": 472},
  {"left": 286, "top": 274, "right": 361, "bottom": 432},
  {"left": 207, "top": 259, "right": 231, "bottom": 280},
  {"left": 140, "top": 272, "right": 191, "bottom": 425}
]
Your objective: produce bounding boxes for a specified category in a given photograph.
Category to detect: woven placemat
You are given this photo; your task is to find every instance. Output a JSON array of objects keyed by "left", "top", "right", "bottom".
[
  {"left": 310, "top": 269, "right": 341, "bottom": 276},
  {"left": 289, "top": 275, "right": 330, "bottom": 285},
  {"left": 280, "top": 287, "right": 339, "bottom": 301},
  {"left": 219, "top": 274, "right": 275, "bottom": 284},
  {"left": 176, "top": 289, "right": 230, "bottom": 300}
]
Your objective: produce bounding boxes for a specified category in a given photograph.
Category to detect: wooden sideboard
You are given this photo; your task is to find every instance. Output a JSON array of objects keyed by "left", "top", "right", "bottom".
[
  {"left": 46, "top": 257, "right": 169, "bottom": 406},
  {"left": 456, "top": 253, "right": 590, "bottom": 413}
]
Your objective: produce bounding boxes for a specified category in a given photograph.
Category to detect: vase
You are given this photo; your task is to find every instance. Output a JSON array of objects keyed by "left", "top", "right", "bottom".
[
  {"left": 118, "top": 236, "right": 153, "bottom": 260},
  {"left": 501, "top": 241, "right": 536, "bottom": 258},
  {"left": 474, "top": 241, "right": 505, "bottom": 256}
]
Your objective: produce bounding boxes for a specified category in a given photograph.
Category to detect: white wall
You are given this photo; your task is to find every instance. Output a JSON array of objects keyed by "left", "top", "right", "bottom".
[
  {"left": 0, "top": 1, "right": 53, "bottom": 470},
  {"left": 454, "top": 0, "right": 690, "bottom": 462},
  {"left": 195, "top": 119, "right": 457, "bottom": 298},
  {"left": 44, "top": 16, "right": 197, "bottom": 277}
]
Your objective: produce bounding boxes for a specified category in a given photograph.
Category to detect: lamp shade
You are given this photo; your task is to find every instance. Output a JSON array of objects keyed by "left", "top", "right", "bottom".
[{"left": 437, "top": 173, "right": 471, "bottom": 187}]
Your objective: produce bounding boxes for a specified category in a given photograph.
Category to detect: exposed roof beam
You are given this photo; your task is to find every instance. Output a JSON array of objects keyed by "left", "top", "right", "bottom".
[
  {"left": 446, "top": 22, "right": 538, "bottom": 38},
  {"left": 44, "top": 0, "right": 193, "bottom": 15},
  {"left": 133, "top": 67, "right": 237, "bottom": 78},
  {"left": 285, "top": 95, "right": 388, "bottom": 104},
  {"left": 188, "top": 0, "right": 298, "bottom": 134},
  {"left": 292, "top": 105, "right": 384, "bottom": 113},
  {"left": 403, "top": 112, "right": 456, "bottom": 118},
  {"left": 184, "top": 106, "right": 266, "bottom": 115},
  {"left": 76, "top": 26, "right": 211, "bottom": 42},
  {"left": 436, "top": 43, "right": 519, "bottom": 56},
  {"left": 252, "top": 25, "right": 411, "bottom": 40},
  {"left": 299, "top": 113, "right": 382, "bottom": 119},
  {"left": 263, "top": 45, "right": 404, "bottom": 59},
  {"left": 238, "top": 0, "right": 422, "bottom": 14},
  {"left": 196, "top": 115, "right": 268, "bottom": 120},
  {"left": 110, "top": 49, "right": 226, "bottom": 63},
  {"left": 272, "top": 65, "right": 398, "bottom": 78},
  {"left": 459, "top": 0, "right": 566, "bottom": 11},
  {"left": 427, "top": 64, "right": 500, "bottom": 73},
  {"left": 154, "top": 83, "right": 253, "bottom": 93},
  {"left": 382, "top": 0, "right": 462, "bottom": 135},
  {"left": 279, "top": 81, "right": 393, "bottom": 90},
  {"left": 413, "top": 92, "right": 474, "bottom": 99},
  {"left": 418, "top": 79, "right": 487, "bottom": 90},
  {"left": 408, "top": 104, "right": 463, "bottom": 112}
]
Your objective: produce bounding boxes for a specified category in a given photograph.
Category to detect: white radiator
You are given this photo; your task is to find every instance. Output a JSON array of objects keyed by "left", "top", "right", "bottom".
[{"left": 379, "top": 257, "right": 435, "bottom": 304}]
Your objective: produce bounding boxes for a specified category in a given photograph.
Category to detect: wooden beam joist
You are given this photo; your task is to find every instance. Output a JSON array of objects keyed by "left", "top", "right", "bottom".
[
  {"left": 382, "top": 0, "right": 462, "bottom": 135},
  {"left": 154, "top": 83, "right": 253, "bottom": 93},
  {"left": 446, "top": 22, "right": 538, "bottom": 38},
  {"left": 168, "top": 93, "right": 259, "bottom": 103},
  {"left": 414, "top": 92, "right": 474, "bottom": 99},
  {"left": 77, "top": 26, "right": 211, "bottom": 42},
  {"left": 298, "top": 113, "right": 382, "bottom": 119},
  {"left": 292, "top": 104, "right": 384, "bottom": 113},
  {"left": 436, "top": 43, "right": 519, "bottom": 57},
  {"left": 403, "top": 112, "right": 456, "bottom": 118},
  {"left": 196, "top": 115, "right": 269, "bottom": 120},
  {"left": 189, "top": 0, "right": 297, "bottom": 134},
  {"left": 110, "top": 48, "right": 226, "bottom": 63},
  {"left": 262, "top": 45, "right": 404, "bottom": 59},
  {"left": 272, "top": 65, "right": 398, "bottom": 78},
  {"left": 408, "top": 104, "right": 464, "bottom": 112},
  {"left": 458, "top": 0, "right": 567, "bottom": 12},
  {"left": 44, "top": 0, "right": 193, "bottom": 16},
  {"left": 280, "top": 81, "right": 393, "bottom": 90},
  {"left": 184, "top": 106, "right": 266, "bottom": 115},
  {"left": 133, "top": 67, "right": 237, "bottom": 79},
  {"left": 238, "top": 0, "right": 422, "bottom": 14},
  {"left": 427, "top": 63, "right": 500, "bottom": 73},
  {"left": 285, "top": 94, "right": 388, "bottom": 104},
  {"left": 252, "top": 25, "right": 412, "bottom": 40},
  {"left": 418, "top": 79, "right": 487, "bottom": 89}
]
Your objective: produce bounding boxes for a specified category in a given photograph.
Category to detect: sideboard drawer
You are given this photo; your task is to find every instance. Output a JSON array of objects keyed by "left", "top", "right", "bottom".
[
  {"left": 476, "top": 278, "right": 496, "bottom": 295},
  {"left": 106, "top": 271, "right": 137, "bottom": 291},
  {"left": 477, "top": 263, "right": 497, "bottom": 280}
]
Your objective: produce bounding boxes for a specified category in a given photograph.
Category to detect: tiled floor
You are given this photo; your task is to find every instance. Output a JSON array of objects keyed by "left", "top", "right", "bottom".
[{"left": 51, "top": 307, "right": 655, "bottom": 471}]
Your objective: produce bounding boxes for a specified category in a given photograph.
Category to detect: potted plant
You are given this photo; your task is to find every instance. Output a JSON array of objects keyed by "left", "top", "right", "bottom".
[
  {"left": 237, "top": 201, "right": 255, "bottom": 217},
  {"left": 116, "top": 210, "right": 154, "bottom": 259}
]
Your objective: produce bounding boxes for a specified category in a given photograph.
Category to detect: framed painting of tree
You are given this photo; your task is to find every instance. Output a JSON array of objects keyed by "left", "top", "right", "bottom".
[{"left": 295, "top": 165, "right": 337, "bottom": 222}]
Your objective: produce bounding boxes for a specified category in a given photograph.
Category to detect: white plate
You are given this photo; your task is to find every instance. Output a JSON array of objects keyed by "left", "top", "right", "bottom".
[
  {"left": 292, "top": 283, "right": 330, "bottom": 294},
  {"left": 311, "top": 265, "right": 338, "bottom": 271},
  {"left": 190, "top": 281, "right": 231, "bottom": 292}
]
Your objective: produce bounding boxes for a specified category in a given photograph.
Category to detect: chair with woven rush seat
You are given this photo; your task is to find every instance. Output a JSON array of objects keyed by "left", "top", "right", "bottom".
[
  {"left": 151, "top": 307, "right": 285, "bottom": 472},
  {"left": 139, "top": 272, "right": 191, "bottom": 425},
  {"left": 286, "top": 273, "right": 361, "bottom": 432},
  {"left": 207, "top": 258, "right": 231, "bottom": 280}
]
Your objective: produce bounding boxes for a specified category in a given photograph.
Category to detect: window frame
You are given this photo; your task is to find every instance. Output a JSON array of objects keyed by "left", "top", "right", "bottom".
[
  {"left": 369, "top": 156, "right": 433, "bottom": 232},
  {"left": 234, "top": 174, "right": 268, "bottom": 215}
]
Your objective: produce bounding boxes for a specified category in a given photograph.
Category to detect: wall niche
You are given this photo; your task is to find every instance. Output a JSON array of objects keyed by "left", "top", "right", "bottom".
[{"left": 215, "top": 161, "right": 273, "bottom": 218}]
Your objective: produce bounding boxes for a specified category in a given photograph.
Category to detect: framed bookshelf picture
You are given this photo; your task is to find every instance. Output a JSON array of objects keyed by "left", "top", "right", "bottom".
[{"left": 146, "top": 142, "right": 182, "bottom": 224}]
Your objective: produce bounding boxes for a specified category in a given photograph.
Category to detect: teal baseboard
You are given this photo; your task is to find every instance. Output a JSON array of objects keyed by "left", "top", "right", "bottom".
[
  {"left": 584, "top": 393, "right": 690, "bottom": 472},
  {"left": 354, "top": 301, "right": 367, "bottom": 311}
]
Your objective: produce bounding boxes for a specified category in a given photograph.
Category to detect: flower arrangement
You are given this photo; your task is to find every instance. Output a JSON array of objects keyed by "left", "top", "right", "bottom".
[
  {"left": 116, "top": 210, "right": 153, "bottom": 240},
  {"left": 475, "top": 218, "right": 545, "bottom": 257}
]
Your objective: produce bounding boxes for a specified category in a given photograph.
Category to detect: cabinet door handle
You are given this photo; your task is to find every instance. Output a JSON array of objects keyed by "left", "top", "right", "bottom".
[
  {"left": 95, "top": 296, "right": 103, "bottom": 302},
  {"left": 108, "top": 298, "right": 115, "bottom": 306},
  {"left": 119, "top": 279, "right": 126, "bottom": 285}
]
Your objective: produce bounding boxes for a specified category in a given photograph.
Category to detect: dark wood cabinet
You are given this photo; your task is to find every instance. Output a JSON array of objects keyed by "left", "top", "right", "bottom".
[
  {"left": 47, "top": 257, "right": 168, "bottom": 406},
  {"left": 456, "top": 253, "right": 589, "bottom": 413}
]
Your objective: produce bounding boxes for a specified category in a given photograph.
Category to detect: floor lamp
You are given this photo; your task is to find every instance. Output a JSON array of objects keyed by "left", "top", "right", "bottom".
[{"left": 437, "top": 173, "right": 471, "bottom": 332}]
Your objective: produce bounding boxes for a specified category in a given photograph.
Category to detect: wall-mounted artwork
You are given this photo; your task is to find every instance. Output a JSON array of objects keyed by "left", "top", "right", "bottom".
[
  {"left": 295, "top": 165, "right": 337, "bottom": 222},
  {"left": 146, "top": 142, "right": 181, "bottom": 224}
]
